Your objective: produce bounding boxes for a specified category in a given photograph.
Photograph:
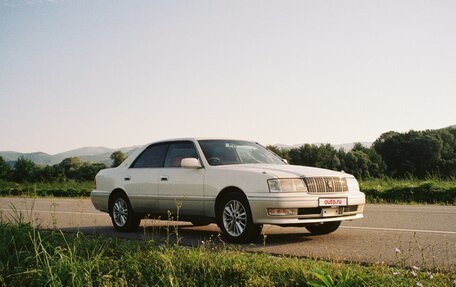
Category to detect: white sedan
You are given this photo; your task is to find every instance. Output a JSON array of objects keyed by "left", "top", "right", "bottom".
[{"left": 91, "top": 138, "right": 365, "bottom": 243}]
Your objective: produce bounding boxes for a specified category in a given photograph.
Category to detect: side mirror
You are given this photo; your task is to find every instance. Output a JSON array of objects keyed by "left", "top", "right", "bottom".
[
  {"left": 282, "top": 159, "right": 288, "bottom": 164},
  {"left": 181, "top": 158, "right": 202, "bottom": 169}
]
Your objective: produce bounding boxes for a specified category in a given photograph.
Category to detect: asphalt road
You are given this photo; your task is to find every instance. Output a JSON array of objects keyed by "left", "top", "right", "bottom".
[{"left": 1, "top": 197, "right": 455, "bottom": 271}]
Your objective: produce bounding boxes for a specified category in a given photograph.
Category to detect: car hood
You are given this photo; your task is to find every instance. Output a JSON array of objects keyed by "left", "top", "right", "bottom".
[{"left": 214, "top": 164, "right": 353, "bottom": 178}]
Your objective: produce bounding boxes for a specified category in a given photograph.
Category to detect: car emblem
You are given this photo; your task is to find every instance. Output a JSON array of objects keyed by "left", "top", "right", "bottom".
[{"left": 326, "top": 179, "right": 333, "bottom": 189}]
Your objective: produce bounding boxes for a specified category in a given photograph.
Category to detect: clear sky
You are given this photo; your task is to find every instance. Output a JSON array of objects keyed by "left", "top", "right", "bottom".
[{"left": 1, "top": 0, "right": 455, "bottom": 154}]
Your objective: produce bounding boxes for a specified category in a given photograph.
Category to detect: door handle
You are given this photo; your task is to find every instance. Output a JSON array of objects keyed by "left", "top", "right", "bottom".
[
  {"left": 160, "top": 175, "right": 169, "bottom": 181},
  {"left": 124, "top": 176, "right": 131, "bottom": 181}
]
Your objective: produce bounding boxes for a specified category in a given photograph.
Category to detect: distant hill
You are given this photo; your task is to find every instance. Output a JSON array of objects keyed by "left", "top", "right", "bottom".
[
  {"left": 0, "top": 145, "right": 141, "bottom": 166},
  {"left": 274, "top": 142, "right": 372, "bottom": 151},
  {"left": 2, "top": 125, "right": 454, "bottom": 166},
  {"left": 54, "top": 146, "right": 114, "bottom": 160},
  {"left": 0, "top": 151, "right": 55, "bottom": 166}
]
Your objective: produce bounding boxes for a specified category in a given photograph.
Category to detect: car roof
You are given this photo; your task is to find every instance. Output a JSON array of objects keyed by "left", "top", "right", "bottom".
[{"left": 144, "top": 138, "right": 257, "bottom": 146}]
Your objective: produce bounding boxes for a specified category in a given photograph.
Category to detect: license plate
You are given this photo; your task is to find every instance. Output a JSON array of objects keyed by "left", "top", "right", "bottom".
[
  {"left": 322, "top": 208, "right": 340, "bottom": 217},
  {"left": 319, "top": 198, "right": 347, "bottom": 207}
]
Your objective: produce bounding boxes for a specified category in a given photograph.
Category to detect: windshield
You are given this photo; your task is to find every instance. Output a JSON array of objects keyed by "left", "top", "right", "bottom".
[{"left": 198, "top": 140, "right": 285, "bottom": 166}]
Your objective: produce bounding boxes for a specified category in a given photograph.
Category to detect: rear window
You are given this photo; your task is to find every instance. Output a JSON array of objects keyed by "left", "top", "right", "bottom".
[{"left": 130, "top": 143, "right": 168, "bottom": 168}]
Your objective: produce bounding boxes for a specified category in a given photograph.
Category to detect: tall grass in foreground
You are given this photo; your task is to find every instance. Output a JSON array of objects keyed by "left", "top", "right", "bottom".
[{"left": 0, "top": 222, "right": 454, "bottom": 287}]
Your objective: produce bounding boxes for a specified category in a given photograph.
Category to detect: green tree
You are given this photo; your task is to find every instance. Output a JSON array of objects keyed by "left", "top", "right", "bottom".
[
  {"left": 76, "top": 162, "right": 107, "bottom": 181},
  {"left": 13, "top": 156, "right": 38, "bottom": 182},
  {"left": 36, "top": 164, "right": 65, "bottom": 182},
  {"left": 0, "top": 156, "right": 12, "bottom": 180},
  {"left": 341, "top": 150, "right": 371, "bottom": 179},
  {"left": 436, "top": 128, "right": 456, "bottom": 177},
  {"left": 59, "top": 157, "right": 82, "bottom": 179},
  {"left": 266, "top": 145, "right": 289, "bottom": 161},
  {"left": 289, "top": 144, "right": 341, "bottom": 171},
  {"left": 110, "top": 151, "right": 126, "bottom": 167},
  {"left": 374, "top": 130, "right": 443, "bottom": 178},
  {"left": 348, "top": 143, "right": 385, "bottom": 178}
]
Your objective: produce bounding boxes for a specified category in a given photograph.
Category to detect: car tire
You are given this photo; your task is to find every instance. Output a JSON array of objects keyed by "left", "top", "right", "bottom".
[
  {"left": 217, "top": 192, "right": 262, "bottom": 243},
  {"left": 109, "top": 192, "right": 141, "bottom": 232},
  {"left": 305, "top": 221, "right": 341, "bottom": 235}
]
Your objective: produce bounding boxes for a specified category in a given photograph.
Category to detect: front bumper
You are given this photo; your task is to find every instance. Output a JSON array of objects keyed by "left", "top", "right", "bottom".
[{"left": 248, "top": 192, "right": 365, "bottom": 225}]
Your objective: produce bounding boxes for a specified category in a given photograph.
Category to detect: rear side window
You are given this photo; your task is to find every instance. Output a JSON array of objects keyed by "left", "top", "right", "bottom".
[
  {"left": 164, "top": 142, "right": 199, "bottom": 167},
  {"left": 130, "top": 143, "right": 168, "bottom": 168}
]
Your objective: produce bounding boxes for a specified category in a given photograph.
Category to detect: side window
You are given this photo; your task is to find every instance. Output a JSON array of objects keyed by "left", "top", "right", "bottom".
[
  {"left": 164, "top": 142, "right": 199, "bottom": 167},
  {"left": 130, "top": 143, "right": 168, "bottom": 168}
]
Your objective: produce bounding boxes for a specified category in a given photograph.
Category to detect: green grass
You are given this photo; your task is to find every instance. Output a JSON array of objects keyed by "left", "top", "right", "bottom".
[
  {"left": 360, "top": 178, "right": 456, "bottom": 205},
  {"left": 0, "top": 222, "right": 454, "bottom": 287},
  {"left": 1, "top": 178, "right": 455, "bottom": 205},
  {"left": 0, "top": 180, "right": 92, "bottom": 197}
]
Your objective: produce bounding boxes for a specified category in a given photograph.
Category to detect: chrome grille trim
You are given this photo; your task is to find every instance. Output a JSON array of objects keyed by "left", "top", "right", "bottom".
[{"left": 304, "top": 177, "right": 348, "bottom": 193}]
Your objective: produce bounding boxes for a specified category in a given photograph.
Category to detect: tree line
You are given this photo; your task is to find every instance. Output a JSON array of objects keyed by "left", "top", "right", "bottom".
[
  {"left": 0, "top": 151, "right": 126, "bottom": 183},
  {"left": 1, "top": 127, "right": 455, "bottom": 182},
  {"left": 267, "top": 127, "right": 456, "bottom": 180}
]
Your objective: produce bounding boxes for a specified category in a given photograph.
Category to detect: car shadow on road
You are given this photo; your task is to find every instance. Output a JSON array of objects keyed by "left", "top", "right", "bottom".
[{"left": 57, "top": 223, "right": 315, "bottom": 246}]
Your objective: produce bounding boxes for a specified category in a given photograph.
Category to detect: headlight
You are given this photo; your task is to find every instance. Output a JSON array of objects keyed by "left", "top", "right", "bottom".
[
  {"left": 268, "top": 178, "right": 308, "bottom": 192},
  {"left": 346, "top": 177, "right": 360, "bottom": 192}
]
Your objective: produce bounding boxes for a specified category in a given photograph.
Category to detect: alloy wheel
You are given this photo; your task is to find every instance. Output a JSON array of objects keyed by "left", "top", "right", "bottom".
[
  {"left": 223, "top": 199, "right": 247, "bottom": 237},
  {"left": 113, "top": 198, "right": 128, "bottom": 227}
]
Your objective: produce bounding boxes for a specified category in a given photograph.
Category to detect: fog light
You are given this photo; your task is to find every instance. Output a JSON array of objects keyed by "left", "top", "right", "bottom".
[{"left": 268, "top": 208, "right": 298, "bottom": 216}]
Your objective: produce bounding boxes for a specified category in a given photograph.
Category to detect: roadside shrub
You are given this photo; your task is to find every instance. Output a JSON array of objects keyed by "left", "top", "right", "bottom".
[
  {"left": 361, "top": 179, "right": 456, "bottom": 204},
  {"left": 0, "top": 180, "right": 92, "bottom": 197}
]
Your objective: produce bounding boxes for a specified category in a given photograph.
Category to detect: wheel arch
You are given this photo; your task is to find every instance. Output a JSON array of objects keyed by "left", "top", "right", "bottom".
[
  {"left": 214, "top": 186, "right": 248, "bottom": 218},
  {"left": 108, "top": 188, "right": 128, "bottom": 215},
  {"left": 214, "top": 186, "right": 262, "bottom": 242}
]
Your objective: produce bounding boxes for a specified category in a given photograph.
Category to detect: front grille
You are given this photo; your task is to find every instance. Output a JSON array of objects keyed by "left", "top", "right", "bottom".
[{"left": 304, "top": 177, "right": 348, "bottom": 193}]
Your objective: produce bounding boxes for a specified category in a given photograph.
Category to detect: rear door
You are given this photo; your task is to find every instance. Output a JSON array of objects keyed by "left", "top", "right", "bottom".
[
  {"left": 158, "top": 141, "right": 205, "bottom": 216},
  {"left": 124, "top": 143, "right": 168, "bottom": 214}
]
